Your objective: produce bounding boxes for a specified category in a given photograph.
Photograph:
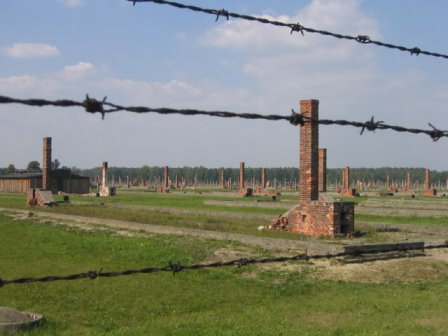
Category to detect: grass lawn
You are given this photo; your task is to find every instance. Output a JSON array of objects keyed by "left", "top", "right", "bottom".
[
  {"left": 356, "top": 213, "right": 448, "bottom": 227},
  {"left": 1, "top": 211, "right": 448, "bottom": 335}
]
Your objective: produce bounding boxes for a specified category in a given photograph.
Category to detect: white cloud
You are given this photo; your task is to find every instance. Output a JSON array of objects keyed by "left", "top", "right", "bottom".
[
  {"left": 202, "top": 0, "right": 380, "bottom": 54},
  {"left": 60, "top": 62, "right": 95, "bottom": 80},
  {"left": 57, "top": 0, "right": 85, "bottom": 8},
  {"left": 3, "top": 43, "right": 60, "bottom": 59}
]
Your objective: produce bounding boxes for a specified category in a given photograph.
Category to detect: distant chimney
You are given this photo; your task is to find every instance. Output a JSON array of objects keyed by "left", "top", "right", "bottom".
[
  {"left": 261, "top": 168, "right": 267, "bottom": 189},
  {"left": 42, "top": 137, "right": 52, "bottom": 191},
  {"left": 102, "top": 162, "right": 108, "bottom": 187},
  {"left": 239, "top": 162, "right": 245, "bottom": 189},
  {"left": 163, "top": 166, "right": 169, "bottom": 189}
]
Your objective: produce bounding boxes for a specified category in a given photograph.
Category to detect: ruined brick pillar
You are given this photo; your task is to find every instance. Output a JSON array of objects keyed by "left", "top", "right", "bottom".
[
  {"left": 42, "top": 137, "right": 52, "bottom": 191},
  {"left": 239, "top": 162, "right": 245, "bottom": 189},
  {"left": 342, "top": 167, "right": 350, "bottom": 191},
  {"left": 406, "top": 172, "right": 412, "bottom": 191},
  {"left": 261, "top": 168, "right": 267, "bottom": 189},
  {"left": 163, "top": 166, "right": 169, "bottom": 189},
  {"left": 299, "top": 100, "right": 319, "bottom": 203},
  {"left": 386, "top": 175, "right": 390, "bottom": 191},
  {"left": 102, "top": 162, "right": 108, "bottom": 188},
  {"left": 318, "top": 148, "right": 327, "bottom": 192},
  {"left": 175, "top": 174, "right": 179, "bottom": 189},
  {"left": 424, "top": 169, "right": 430, "bottom": 191},
  {"left": 220, "top": 169, "right": 225, "bottom": 189}
]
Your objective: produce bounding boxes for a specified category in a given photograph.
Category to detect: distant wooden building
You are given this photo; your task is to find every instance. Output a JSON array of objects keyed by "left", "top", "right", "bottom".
[{"left": 0, "top": 169, "right": 90, "bottom": 194}]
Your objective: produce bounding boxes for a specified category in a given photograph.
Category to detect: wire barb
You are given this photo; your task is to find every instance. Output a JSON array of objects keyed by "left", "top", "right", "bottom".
[
  {"left": 356, "top": 35, "right": 371, "bottom": 44},
  {"left": 83, "top": 95, "right": 107, "bottom": 120},
  {"left": 87, "top": 269, "right": 102, "bottom": 280},
  {"left": 428, "top": 123, "right": 445, "bottom": 141},
  {"left": 235, "top": 258, "right": 250, "bottom": 267},
  {"left": 290, "top": 22, "right": 304, "bottom": 36},
  {"left": 360, "top": 116, "right": 384, "bottom": 135},
  {"left": 289, "top": 109, "right": 304, "bottom": 126},
  {"left": 410, "top": 47, "right": 421, "bottom": 56},
  {"left": 215, "top": 9, "right": 229, "bottom": 22},
  {"left": 168, "top": 261, "right": 184, "bottom": 275}
]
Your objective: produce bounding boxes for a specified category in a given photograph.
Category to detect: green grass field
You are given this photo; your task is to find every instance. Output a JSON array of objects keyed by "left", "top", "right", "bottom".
[
  {"left": 1, "top": 191, "right": 448, "bottom": 335},
  {"left": 1, "top": 211, "right": 448, "bottom": 335}
]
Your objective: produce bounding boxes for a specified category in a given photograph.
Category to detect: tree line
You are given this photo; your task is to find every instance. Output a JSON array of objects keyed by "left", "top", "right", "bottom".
[
  {"left": 76, "top": 166, "right": 447, "bottom": 185},
  {"left": 1, "top": 164, "right": 447, "bottom": 184}
]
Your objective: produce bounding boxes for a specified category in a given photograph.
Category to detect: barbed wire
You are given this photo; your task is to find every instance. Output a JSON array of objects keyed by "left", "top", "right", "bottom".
[
  {"left": 1, "top": 242, "right": 446, "bottom": 287},
  {"left": 130, "top": 0, "right": 448, "bottom": 60},
  {"left": 1, "top": 94, "right": 447, "bottom": 141}
]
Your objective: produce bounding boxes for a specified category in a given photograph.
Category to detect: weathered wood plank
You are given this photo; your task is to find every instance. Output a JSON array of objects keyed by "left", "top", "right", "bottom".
[{"left": 344, "top": 241, "right": 424, "bottom": 255}]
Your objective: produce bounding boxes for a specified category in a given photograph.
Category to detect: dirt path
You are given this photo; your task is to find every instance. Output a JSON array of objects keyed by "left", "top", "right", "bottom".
[{"left": 70, "top": 201, "right": 277, "bottom": 221}]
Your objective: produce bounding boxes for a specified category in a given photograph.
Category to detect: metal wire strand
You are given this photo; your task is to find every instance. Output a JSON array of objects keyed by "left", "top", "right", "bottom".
[
  {"left": 130, "top": 0, "right": 448, "bottom": 60},
  {"left": 1, "top": 243, "right": 446, "bottom": 287},
  {"left": 1, "top": 94, "right": 447, "bottom": 141}
]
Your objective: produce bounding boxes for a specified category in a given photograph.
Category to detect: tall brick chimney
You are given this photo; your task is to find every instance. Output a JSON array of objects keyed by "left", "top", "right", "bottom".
[
  {"left": 102, "top": 162, "right": 108, "bottom": 187},
  {"left": 318, "top": 148, "right": 327, "bottom": 192},
  {"left": 261, "top": 168, "right": 267, "bottom": 189},
  {"left": 299, "top": 100, "right": 319, "bottom": 203},
  {"left": 163, "top": 166, "right": 169, "bottom": 189},
  {"left": 220, "top": 169, "right": 225, "bottom": 189},
  {"left": 406, "top": 172, "right": 412, "bottom": 190},
  {"left": 42, "top": 137, "right": 52, "bottom": 191},
  {"left": 239, "top": 162, "right": 245, "bottom": 189},
  {"left": 424, "top": 168, "right": 430, "bottom": 191}
]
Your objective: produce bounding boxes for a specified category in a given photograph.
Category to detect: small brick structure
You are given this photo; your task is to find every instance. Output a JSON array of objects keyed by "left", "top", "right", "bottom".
[
  {"left": 274, "top": 99, "right": 355, "bottom": 237},
  {"left": 423, "top": 168, "right": 437, "bottom": 196},
  {"left": 26, "top": 188, "right": 56, "bottom": 207}
]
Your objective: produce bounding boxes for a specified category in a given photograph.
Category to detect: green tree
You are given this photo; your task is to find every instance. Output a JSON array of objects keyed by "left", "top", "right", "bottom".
[
  {"left": 52, "top": 159, "right": 61, "bottom": 170},
  {"left": 5, "top": 164, "right": 16, "bottom": 174},
  {"left": 26, "top": 161, "right": 41, "bottom": 170}
]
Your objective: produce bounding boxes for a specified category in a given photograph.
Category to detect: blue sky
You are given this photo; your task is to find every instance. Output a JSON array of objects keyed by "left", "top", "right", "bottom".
[{"left": 1, "top": 0, "right": 448, "bottom": 170}]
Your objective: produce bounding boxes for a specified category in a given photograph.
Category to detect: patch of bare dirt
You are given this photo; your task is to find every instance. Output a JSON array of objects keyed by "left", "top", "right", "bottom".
[{"left": 308, "top": 249, "right": 448, "bottom": 283}]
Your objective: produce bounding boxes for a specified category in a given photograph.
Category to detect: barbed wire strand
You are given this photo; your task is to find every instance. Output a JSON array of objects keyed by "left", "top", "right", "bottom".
[
  {"left": 1, "top": 242, "right": 446, "bottom": 287},
  {"left": 1, "top": 94, "right": 447, "bottom": 141},
  {"left": 129, "top": 0, "right": 448, "bottom": 60}
]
